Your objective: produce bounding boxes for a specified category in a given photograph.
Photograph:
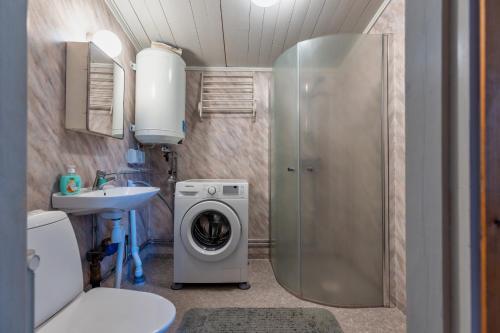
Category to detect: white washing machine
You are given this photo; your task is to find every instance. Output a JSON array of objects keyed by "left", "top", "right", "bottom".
[{"left": 172, "top": 179, "right": 249, "bottom": 289}]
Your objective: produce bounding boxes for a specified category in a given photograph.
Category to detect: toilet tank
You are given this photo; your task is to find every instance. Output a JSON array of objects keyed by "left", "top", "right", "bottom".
[
  {"left": 135, "top": 47, "right": 186, "bottom": 145},
  {"left": 27, "top": 210, "right": 83, "bottom": 328}
]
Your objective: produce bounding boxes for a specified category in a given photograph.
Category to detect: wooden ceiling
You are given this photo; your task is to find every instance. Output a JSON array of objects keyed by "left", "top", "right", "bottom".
[{"left": 105, "top": 0, "right": 386, "bottom": 67}]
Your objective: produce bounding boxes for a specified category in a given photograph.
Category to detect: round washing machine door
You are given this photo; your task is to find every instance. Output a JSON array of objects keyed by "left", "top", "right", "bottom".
[{"left": 180, "top": 200, "right": 241, "bottom": 262}]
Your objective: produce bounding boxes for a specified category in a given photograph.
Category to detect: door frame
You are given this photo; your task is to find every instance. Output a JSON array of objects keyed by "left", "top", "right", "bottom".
[
  {"left": 0, "top": 1, "right": 28, "bottom": 332},
  {"left": 479, "top": 0, "right": 500, "bottom": 332},
  {"left": 406, "top": 0, "right": 480, "bottom": 332}
]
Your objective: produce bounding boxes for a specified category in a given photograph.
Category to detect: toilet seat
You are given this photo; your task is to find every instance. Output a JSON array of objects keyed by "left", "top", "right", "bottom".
[{"left": 36, "top": 288, "right": 176, "bottom": 333}]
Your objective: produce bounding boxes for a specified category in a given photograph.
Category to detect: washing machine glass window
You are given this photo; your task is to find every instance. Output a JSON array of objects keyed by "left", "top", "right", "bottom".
[
  {"left": 180, "top": 200, "right": 242, "bottom": 262},
  {"left": 191, "top": 210, "right": 232, "bottom": 251}
]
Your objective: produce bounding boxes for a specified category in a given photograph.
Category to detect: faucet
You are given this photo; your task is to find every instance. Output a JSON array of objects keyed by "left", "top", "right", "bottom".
[{"left": 92, "top": 170, "right": 118, "bottom": 190}]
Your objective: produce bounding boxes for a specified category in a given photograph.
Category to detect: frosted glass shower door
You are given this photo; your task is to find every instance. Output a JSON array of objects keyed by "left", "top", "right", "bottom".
[
  {"left": 270, "top": 46, "right": 300, "bottom": 292},
  {"left": 299, "top": 35, "right": 386, "bottom": 306}
]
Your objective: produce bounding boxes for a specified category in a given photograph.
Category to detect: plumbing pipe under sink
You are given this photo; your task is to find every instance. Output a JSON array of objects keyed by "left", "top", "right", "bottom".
[
  {"left": 126, "top": 178, "right": 175, "bottom": 284},
  {"left": 127, "top": 180, "right": 145, "bottom": 285},
  {"left": 111, "top": 218, "right": 125, "bottom": 288},
  {"left": 98, "top": 210, "right": 126, "bottom": 288},
  {"left": 129, "top": 209, "right": 145, "bottom": 284}
]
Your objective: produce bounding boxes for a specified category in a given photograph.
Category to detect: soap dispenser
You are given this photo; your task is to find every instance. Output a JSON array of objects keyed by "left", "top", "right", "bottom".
[{"left": 60, "top": 165, "right": 81, "bottom": 195}]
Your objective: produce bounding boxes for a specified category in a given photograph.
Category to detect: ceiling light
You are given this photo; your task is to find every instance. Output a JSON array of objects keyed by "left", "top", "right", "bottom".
[
  {"left": 91, "top": 30, "right": 122, "bottom": 58},
  {"left": 252, "top": 0, "right": 279, "bottom": 8}
]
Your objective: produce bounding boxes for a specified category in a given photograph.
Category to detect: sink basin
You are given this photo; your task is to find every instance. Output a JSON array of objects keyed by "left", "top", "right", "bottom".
[{"left": 52, "top": 186, "right": 159, "bottom": 215}]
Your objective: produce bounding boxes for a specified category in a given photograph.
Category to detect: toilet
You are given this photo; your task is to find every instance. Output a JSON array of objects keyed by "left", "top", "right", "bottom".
[{"left": 27, "top": 210, "right": 176, "bottom": 333}]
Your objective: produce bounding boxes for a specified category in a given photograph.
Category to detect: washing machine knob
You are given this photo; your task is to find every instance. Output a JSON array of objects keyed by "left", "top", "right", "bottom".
[{"left": 207, "top": 186, "right": 217, "bottom": 195}]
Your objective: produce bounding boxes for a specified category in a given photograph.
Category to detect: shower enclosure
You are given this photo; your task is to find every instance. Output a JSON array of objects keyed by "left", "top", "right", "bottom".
[{"left": 270, "top": 34, "right": 388, "bottom": 307}]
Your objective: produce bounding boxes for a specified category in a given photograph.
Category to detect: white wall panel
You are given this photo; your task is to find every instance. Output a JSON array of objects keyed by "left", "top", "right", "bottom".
[
  {"left": 160, "top": 0, "right": 203, "bottom": 65},
  {"left": 247, "top": 3, "right": 265, "bottom": 66},
  {"left": 107, "top": 0, "right": 389, "bottom": 66},
  {"left": 282, "top": 0, "right": 311, "bottom": 51},
  {"left": 311, "top": 0, "right": 341, "bottom": 37},
  {"left": 110, "top": 0, "right": 151, "bottom": 48},
  {"left": 298, "top": 0, "right": 326, "bottom": 41},
  {"left": 142, "top": 0, "right": 176, "bottom": 46},
  {"left": 354, "top": 0, "right": 386, "bottom": 32},
  {"left": 130, "top": 0, "right": 163, "bottom": 45},
  {"left": 269, "top": 0, "right": 296, "bottom": 64},
  {"left": 221, "top": 0, "right": 251, "bottom": 66},
  {"left": 329, "top": 0, "right": 356, "bottom": 33},
  {"left": 340, "top": 0, "right": 371, "bottom": 32},
  {"left": 258, "top": 2, "right": 280, "bottom": 66},
  {"left": 190, "top": 0, "right": 226, "bottom": 66}
]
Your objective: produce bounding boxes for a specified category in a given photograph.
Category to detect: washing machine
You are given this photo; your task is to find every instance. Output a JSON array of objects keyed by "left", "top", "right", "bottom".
[{"left": 172, "top": 179, "right": 249, "bottom": 289}]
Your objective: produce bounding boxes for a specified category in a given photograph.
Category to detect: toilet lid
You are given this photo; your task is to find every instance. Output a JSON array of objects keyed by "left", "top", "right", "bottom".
[{"left": 36, "top": 288, "right": 175, "bottom": 333}]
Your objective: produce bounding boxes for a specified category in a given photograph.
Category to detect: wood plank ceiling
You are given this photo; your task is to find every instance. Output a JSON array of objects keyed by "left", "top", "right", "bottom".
[{"left": 105, "top": 0, "right": 386, "bottom": 67}]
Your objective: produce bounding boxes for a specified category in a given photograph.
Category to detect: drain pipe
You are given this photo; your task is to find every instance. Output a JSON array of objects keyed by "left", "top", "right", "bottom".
[
  {"left": 126, "top": 149, "right": 177, "bottom": 284},
  {"left": 111, "top": 217, "right": 125, "bottom": 288},
  {"left": 127, "top": 180, "right": 145, "bottom": 285},
  {"left": 128, "top": 209, "right": 145, "bottom": 284},
  {"left": 127, "top": 179, "right": 174, "bottom": 284}
]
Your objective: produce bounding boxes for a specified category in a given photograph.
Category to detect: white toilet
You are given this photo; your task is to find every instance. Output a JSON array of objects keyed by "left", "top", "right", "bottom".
[{"left": 27, "top": 210, "right": 176, "bottom": 333}]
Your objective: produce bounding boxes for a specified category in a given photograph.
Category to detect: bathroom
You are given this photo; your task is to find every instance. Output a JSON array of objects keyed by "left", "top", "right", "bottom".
[{"left": 1, "top": 0, "right": 486, "bottom": 332}]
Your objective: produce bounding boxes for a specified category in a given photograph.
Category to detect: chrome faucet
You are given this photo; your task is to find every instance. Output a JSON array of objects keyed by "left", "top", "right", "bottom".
[{"left": 92, "top": 170, "right": 118, "bottom": 190}]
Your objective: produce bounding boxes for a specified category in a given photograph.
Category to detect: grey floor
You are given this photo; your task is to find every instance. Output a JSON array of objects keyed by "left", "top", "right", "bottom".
[{"left": 103, "top": 257, "right": 406, "bottom": 333}]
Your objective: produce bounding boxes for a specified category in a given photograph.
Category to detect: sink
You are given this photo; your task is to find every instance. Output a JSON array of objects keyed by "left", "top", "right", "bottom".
[
  {"left": 52, "top": 185, "right": 159, "bottom": 289},
  {"left": 52, "top": 186, "right": 159, "bottom": 216}
]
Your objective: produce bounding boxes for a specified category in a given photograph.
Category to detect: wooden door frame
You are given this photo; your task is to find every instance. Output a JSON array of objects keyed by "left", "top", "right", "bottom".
[
  {"left": 479, "top": 0, "right": 487, "bottom": 331},
  {"left": 479, "top": 0, "right": 500, "bottom": 332}
]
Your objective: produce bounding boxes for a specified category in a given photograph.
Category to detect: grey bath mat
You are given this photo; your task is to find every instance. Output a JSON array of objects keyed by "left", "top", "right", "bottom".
[{"left": 176, "top": 307, "right": 344, "bottom": 333}]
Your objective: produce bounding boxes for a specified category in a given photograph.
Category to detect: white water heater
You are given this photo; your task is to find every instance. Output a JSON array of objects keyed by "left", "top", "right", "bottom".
[{"left": 135, "top": 47, "right": 186, "bottom": 144}]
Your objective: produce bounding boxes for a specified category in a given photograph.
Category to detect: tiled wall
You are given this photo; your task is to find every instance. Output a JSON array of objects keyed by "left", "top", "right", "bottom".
[
  {"left": 369, "top": 0, "right": 407, "bottom": 312},
  {"left": 148, "top": 71, "right": 271, "bottom": 243},
  {"left": 26, "top": 0, "right": 146, "bottom": 286}
]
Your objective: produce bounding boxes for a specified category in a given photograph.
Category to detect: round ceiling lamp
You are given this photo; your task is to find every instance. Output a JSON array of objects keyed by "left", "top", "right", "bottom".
[
  {"left": 251, "top": 0, "right": 279, "bottom": 8},
  {"left": 91, "top": 30, "right": 122, "bottom": 58}
]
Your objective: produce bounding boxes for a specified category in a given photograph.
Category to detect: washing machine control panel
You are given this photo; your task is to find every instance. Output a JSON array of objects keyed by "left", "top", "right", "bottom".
[
  {"left": 176, "top": 180, "right": 248, "bottom": 199},
  {"left": 203, "top": 184, "right": 246, "bottom": 199}
]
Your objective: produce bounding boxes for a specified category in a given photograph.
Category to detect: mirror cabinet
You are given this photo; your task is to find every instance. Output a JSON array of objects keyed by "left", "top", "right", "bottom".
[{"left": 65, "top": 41, "right": 125, "bottom": 139}]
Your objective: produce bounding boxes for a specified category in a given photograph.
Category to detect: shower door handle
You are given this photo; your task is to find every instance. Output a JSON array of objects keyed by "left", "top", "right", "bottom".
[
  {"left": 287, "top": 167, "right": 295, "bottom": 172},
  {"left": 306, "top": 167, "right": 314, "bottom": 172}
]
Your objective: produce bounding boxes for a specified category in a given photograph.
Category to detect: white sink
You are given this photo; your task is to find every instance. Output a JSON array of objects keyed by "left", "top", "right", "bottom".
[
  {"left": 53, "top": 186, "right": 160, "bottom": 289},
  {"left": 52, "top": 186, "right": 159, "bottom": 216}
]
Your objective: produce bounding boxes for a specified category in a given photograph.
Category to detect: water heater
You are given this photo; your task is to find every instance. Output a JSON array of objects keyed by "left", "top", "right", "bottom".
[{"left": 134, "top": 47, "right": 186, "bottom": 144}]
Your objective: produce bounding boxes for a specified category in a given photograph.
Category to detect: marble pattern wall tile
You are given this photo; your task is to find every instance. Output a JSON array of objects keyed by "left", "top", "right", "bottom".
[
  {"left": 369, "top": 0, "right": 407, "bottom": 313},
  {"left": 149, "top": 71, "right": 271, "bottom": 241},
  {"left": 27, "top": 0, "right": 146, "bottom": 286}
]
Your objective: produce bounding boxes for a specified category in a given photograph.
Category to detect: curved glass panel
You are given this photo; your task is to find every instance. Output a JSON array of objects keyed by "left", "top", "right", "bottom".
[
  {"left": 298, "top": 35, "right": 384, "bottom": 306},
  {"left": 191, "top": 210, "right": 232, "bottom": 251},
  {"left": 270, "top": 45, "right": 300, "bottom": 293},
  {"left": 271, "top": 34, "right": 386, "bottom": 306}
]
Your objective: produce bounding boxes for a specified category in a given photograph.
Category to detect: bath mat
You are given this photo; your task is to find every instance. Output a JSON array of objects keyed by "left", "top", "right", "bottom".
[{"left": 176, "top": 307, "right": 344, "bottom": 333}]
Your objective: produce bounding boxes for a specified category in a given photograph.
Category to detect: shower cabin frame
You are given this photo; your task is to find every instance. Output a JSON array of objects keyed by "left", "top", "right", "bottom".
[{"left": 269, "top": 34, "right": 390, "bottom": 308}]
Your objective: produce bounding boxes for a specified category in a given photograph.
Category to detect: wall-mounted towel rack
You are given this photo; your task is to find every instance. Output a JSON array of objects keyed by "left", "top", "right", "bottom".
[{"left": 198, "top": 72, "right": 256, "bottom": 121}]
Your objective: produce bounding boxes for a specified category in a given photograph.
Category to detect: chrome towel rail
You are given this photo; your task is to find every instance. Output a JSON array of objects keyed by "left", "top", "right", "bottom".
[{"left": 198, "top": 72, "right": 256, "bottom": 121}]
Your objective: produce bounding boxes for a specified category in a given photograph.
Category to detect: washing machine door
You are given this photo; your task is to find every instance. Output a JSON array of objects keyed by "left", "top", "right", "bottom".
[{"left": 180, "top": 200, "right": 241, "bottom": 262}]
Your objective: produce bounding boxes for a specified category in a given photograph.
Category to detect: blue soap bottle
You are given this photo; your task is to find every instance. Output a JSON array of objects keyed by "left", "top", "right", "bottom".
[{"left": 60, "top": 165, "right": 81, "bottom": 195}]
